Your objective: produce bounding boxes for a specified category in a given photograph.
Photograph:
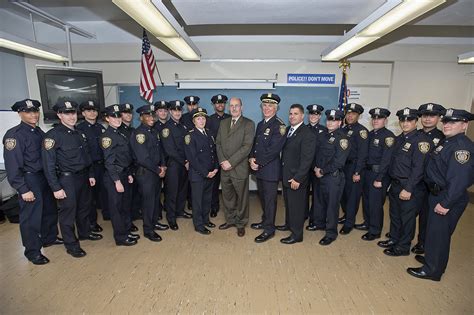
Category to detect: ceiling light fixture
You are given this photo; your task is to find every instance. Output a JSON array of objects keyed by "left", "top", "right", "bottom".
[
  {"left": 322, "top": 0, "right": 446, "bottom": 61},
  {"left": 112, "top": 0, "right": 201, "bottom": 61},
  {"left": 458, "top": 51, "right": 474, "bottom": 64}
]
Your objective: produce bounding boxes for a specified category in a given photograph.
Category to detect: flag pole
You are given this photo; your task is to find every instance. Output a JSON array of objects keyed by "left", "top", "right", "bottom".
[{"left": 339, "top": 58, "right": 351, "bottom": 114}]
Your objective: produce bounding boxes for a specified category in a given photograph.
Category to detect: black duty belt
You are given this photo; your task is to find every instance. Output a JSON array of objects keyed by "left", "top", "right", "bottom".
[
  {"left": 59, "top": 168, "right": 88, "bottom": 177},
  {"left": 25, "top": 170, "right": 43, "bottom": 175},
  {"left": 93, "top": 160, "right": 104, "bottom": 165},
  {"left": 324, "top": 169, "right": 341, "bottom": 177},
  {"left": 428, "top": 183, "right": 444, "bottom": 196},
  {"left": 367, "top": 164, "right": 380, "bottom": 172}
]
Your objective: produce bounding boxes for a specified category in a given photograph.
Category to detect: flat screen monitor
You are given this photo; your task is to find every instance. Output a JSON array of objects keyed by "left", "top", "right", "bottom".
[{"left": 37, "top": 68, "right": 105, "bottom": 123}]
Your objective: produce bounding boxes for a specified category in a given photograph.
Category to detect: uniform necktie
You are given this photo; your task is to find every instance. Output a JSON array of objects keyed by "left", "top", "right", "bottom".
[
  {"left": 287, "top": 127, "right": 295, "bottom": 138},
  {"left": 231, "top": 119, "right": 236, "bottom": 128},
  {"left": 203, "top": 130, "right": 207, "bottom": 136}
]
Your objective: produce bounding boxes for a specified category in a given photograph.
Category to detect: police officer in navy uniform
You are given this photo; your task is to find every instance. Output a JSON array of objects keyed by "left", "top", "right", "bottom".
[
  {"left": 207, "top": 94, "right": 231, "bottom": 217},
  {"left": 412, "top": 102, "right": 446, "bottom": 254},
  {"left": 407, "top": 109, "right": 473, "bottom": 281},
  {"left": 378, "top": 108, "right": 432, "bottom": 256},
  {"left": 42, "top": 100, "right": 102, "bottom": 258},
  {"left": 130, "top": 104, "right": 168, "bottom": 242},
  {"left": 153, "top": 100, "right": 170, "bottom": 133},
  {"left": 361, "top": 108, "right": 395, "bottom": 241},
  {"left": 161, "top": 100, "right": 192, "bottom": 231},
  {"left": 339, "top": 103, "right": 369, "bottom": 234},
  {"left": 76, "top": 100, "right": 107, "bottom": 233},
  {"left": 305, "top": 104, "right": 327, "bottom": 230},
  {"left": 184, "top": 108, "right": 219, "bottom": 235},
  {"left": 249, "top": 93, "right": 286, "bottom": 243},
  {"left": 313, "top": 109, "right": 350, "bottom": 246},
  {"left": 182, "top": 96, "right": 200, "bottom": 133},
  {"left": 100, "top": 104, "right": 139, "bottom": 246},
  {"left": 118, "top": 103, "right": 140, "bottom": 229},
  {"left": 3, "top": 99, "right": 62, "bottom": 265}
]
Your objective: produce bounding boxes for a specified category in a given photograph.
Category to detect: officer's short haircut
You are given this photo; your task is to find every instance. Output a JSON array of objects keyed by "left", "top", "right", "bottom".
[{"left": 290, "top": 103, "right": 304, "bottom": 113}]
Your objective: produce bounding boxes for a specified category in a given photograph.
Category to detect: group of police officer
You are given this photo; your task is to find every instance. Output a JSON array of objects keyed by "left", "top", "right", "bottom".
[{"left": 3, "top": 94, "right": 473, "bottom": 282}]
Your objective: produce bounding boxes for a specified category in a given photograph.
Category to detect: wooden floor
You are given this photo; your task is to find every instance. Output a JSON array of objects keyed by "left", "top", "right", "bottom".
[{"left": 1, "top": 193, "right": 473, "bottom": 314}]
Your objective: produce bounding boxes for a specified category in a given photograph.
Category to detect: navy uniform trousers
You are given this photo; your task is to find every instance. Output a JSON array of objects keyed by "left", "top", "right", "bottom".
[
  {"left": 135, "top": 167, "right": 162, "bottom": 235},
  {"left": 19, "top": 173, "right": 58, "bottom": 259},
  {"left": 316, "top": 172, "right": 345, "bottom": 239},
  {"left": 57, "top": 172, "right": 93, "bottom": 251},
  {"left": 191, "top": 178, "right": 213, "bottom": 230},
  {"left": 341, "top": 163, "right": 365, "bottom": 227},
  {"left": 104, "top": 171, "right": 132, "bottom": 242},
  {"left": 89, "top": 162, "right": 109, "bottom": 222},
  {"left": 423, "top": 192, "right": 468, "bottom": 278},
  {"left": 362, "top": 169, "right": 390, "bottom": 236},
  {"left": 256, "top": 179, "right": 279, "bottom": 234},
  {"left": 165, "top": 161, "right": 188, "bottom": 224}
]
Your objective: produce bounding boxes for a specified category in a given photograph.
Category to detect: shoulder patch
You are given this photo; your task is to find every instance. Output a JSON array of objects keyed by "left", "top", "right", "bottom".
[
  {"left": 340, "top": 138, "right": 349, "bottom": 150},
  {"left": 44, "top": 138, "right": 55, "bottom": 150},
  {"left": 185, "top": 134, "right": 191, "bottom": 145},
  {"left": 279, "top": 125, "right": 286, "bottom": 136},
  {"left": 277, "top": 117, "right": 285, "bottom": 125},
  {"left": 4, "top": 138, "right": 16, "bottom": 151},
  {"left": 136, "top": 133, "right": 146, "bottom": 144},
  {"left": 162, "top": 128, "right": 169, "bottom": 138},
  {"left": 101, "top": 137, "right": 112, "bottom": 149},
  {"left": 454, "top": 150, "right": 470, "bottom": 164},
  {"left": 385, "top": 137, "right": 394, "bottom": 147},
  {"left": 418, "top": 142, "right": 430, "bottom": 154},
  {"left": 359, "top": 130, "right": 368, "bottom": 139}
]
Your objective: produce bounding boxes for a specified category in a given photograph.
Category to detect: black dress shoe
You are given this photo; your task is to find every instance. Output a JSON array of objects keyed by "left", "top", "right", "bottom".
[
  {"left": 169, "top": 222, "right": 179, "bottom": 230},
  {"left": 128, "top": 233, "right": 140, "bottom": 240},
  {"left": 116, "top": 237, "right": 138, "bottom": 246},
  {"left": 79, "top": 233, "right": 103, "bottom": 241},
  {"left": 280, "top": 236, "right": 302, "bottom": 244},
  {"left": 206, "top": 221, "right": 216, "bottom": 228},
  {"left": 177, "top": 211, "right": 192, "bottom": 219},
  {"left": 319, "top": 237, "right": 335, "bottom": 246},
  {"left": 354, "top": 223, "right": 369, "bottom": 231},
  {"left": 250, "top": 222, "right": 264, "bottom": 230},
  {"left": 255, "top": 232, "right": 274, "bottom": 243},
  {"left": 338, "top": 216, "right": 346, "bottom": 224},
  {"left": 237, "top": 227, "right": 245, "bottom": 237},
  {"left": 43, "top": 237, "right": 64, "bottom": 248},
  {"left": 377, "top": 239, "right": 396, "bottom": 248},
  {"left": 196, "top": 227, "right": 211, "bottom": 235},
  {"left": 361, "top": 233, "right": 381, "bottom": 241},
  {"left": 385, "top": 232, "right": 391, "bottom": 238},
  {"left": 90, "top": 223, "right": 103, "bottom": 233},
  {"left": 415, "top": 255, "right": 425, "bottom": 264},
  {"left": 145, "top": 232, "right": 162, "bottom": 242},
  {"left": 383, "top": 247, "right": 410, "bottom": 257},
  {"left": 275, "top": 225, "right": 289, "bottom": 231},
  {"left": 339, "top": 226, "right": 352, "bottom": 235},
  {"left": 30, "top": 254, "right": 50, "bottom": 265},
  {"left": 130, "top": 223, "right": 139, "bottom": 232},
  {"left": 210, "top": 210, "right": 218, "bottom": 218},
  {"left": 407, "top": 267, "right": 440, "bottom": 281},
  {"left": 306, "top": 225, "right": 325, "bottom": 231},
  {"left": 218, "top": 222, "right": 234, "bottom": 230},
  {"left": 154, "top": 222, "right": 169, "bottom": 231},
  {"left": 411, "top": 243, "right": 425, "bottom": 254},
  {"left": 67, "top": 248, "right": 87, "bottom": 258}
]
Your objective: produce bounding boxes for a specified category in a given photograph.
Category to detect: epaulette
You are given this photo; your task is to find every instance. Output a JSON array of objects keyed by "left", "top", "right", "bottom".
[{"left": 276, "top": 117, "right": 285, "bottom": 125}]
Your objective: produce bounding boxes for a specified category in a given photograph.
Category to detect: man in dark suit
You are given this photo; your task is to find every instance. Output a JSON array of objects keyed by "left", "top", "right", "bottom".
[
  {"left": 216, "top": 97, "right": 255, "bottom": 237},
  {"left": 280, "top": 104, "right": 316, "bottom": 244}
]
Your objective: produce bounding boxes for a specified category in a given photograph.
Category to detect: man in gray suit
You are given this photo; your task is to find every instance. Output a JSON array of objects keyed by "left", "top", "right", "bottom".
[{"left": 216, "top": 97, "right": 255, "bottom": 237}]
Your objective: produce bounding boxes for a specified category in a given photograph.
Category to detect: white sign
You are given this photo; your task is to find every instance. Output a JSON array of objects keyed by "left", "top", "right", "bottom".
[{"left": 347, "top": 88, "right": 361, "bottom": 100}]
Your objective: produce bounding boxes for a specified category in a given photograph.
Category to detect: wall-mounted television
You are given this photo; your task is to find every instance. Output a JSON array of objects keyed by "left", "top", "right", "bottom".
[{"left": 37, "top": 67, "right": 105, "bottom": 123}]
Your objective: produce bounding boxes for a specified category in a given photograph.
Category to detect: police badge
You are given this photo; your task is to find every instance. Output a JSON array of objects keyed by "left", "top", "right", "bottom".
[
  {"left": 373, "top": 139, "right": 380, "bottom": 146},
  {"left": 162, "top": 128, "right": 169, "bottom": 138},
  {"left": 264, "top": 128, "right": 270, "bottom": 136},
  {"left": 454, "top": 150, "right": 470, "bottom": 164},
  {"left": 101, "top": 137, "right": 112, "bottom": 149},
  {"left": 279, "top": 125, "right": 286, "bottom": 136},
  {"left": 340, "top": 139, "right": 349, "bottom": 150},
  {"left": 360, "top": 130, "right": 368, "bottom": 139},
  {"left": 4, "top": 138, "right": 16, "bottom": 151},
  {"left": 44, "top": 138, "right": 55, "bottom": 150},
  {"left": 136, "top": 134, "right": 146, "bottom": 144},
  {"left": 347, "top": 130, "right": 353, "bottom": 137},
  {"left": 385, "top": 137, "right": 394, "bottom": 147},
  {"left": 418, "top": 142, "right": 430, "bottom": 154},
  {"left": 185, "top": 134, "right": 191, "bottom": 145}
]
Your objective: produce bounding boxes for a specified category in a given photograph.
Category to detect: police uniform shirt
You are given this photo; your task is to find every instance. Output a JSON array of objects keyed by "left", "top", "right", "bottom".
[
  {"left": 207, "top": 112, "right": 231, "bottom": 138},
  {"left": 184, "top": 128, "right": 218, "bottom": 181},
  {"left": 160, "top": 118, "right": 188, "bottom": 166},
  {"left": 42, "top": 124, "right": 94, "bottom": 192},
  {"left": 342, "top": 122, "right": 369, "bottom": 174},
  {"left": 367, "top": 127, "right": 396, "bottom": 181},
  {"left": 249, "top": 115, "right": 287, "bottom": 181},
  {"left": 153, "top": 119, "right": 168, "bottom": 134},
  {"left": 3, "top": 122, "right": 45, "bottom": 194},
  {"left": 118, "top": 123, "right": 134, "bottom": 139},
  {"left": 100, "top": 127, "right": 133, "bottom": 181},
  {"left": 76, "top": 120, "right": 105, "bottom": 162},
  {"left": 307, "top": 122, "right": 327, "bottom": 135},
  {"left": 425, "top": 133, "right": 473, "bottom": 208},
  {"left": 315, "top": 128, "right": 350, "bottom": 175},
  {"left": 180, "top": 112, "right": 195, "bottom": 130},
  {"left": 130, "top": 123, "right": 165, "bottom": 174},
  {"left": 389, "top": 129, "right": 432, "bottom": 193},
  {"left": 421, "top": 128, "right": 445, "bottom": 147}
]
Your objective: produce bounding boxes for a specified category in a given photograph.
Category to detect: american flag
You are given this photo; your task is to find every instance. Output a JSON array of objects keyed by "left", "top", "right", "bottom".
[
  {"left": 139, "top": 29, "right": 157, "bottom": 103},
  {"left": 338, "top": 70, "right": 347, "bottom": 112}
]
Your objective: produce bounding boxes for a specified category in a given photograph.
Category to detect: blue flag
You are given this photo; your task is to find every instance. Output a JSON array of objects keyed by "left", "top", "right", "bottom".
[{"left": 338, "top": 71, "right": 347, "bottom": 111}]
